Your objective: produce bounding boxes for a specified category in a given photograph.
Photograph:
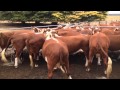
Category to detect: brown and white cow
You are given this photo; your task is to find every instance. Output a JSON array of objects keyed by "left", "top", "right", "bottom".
[
  {"left": 55, "top": 34, "right": 91, "bottom": 67},
  {"left": 1, "top": 31, "right": 46, "bottom": 68},
  {"left": 42, "top": 31, "right": 72, "bottom": 79},
  {"left": 0, "top": 30, "right": 35, "bottom": 63},
  {"left": 25, "top": 33, "right": 46, "bottom": 68},
  {"left": 86, "top": 32, "right": 112, "bottom": 79}
]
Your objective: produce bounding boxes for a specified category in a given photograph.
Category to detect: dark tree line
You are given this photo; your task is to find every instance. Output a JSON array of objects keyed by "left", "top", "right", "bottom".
[{"left": 0, "top": 11, "right": 108, "bottom": 24}]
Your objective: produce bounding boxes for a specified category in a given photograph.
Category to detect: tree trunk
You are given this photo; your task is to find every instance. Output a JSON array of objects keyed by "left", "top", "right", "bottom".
[
  {"left": 35, "top": 21, "right": 40, "bottom": 25},
  {"left": 21, "top": 21, "right": 25, "bottom": 24},
  {"left": 51, "top": 22, "right": 58, "bottom": 25}
]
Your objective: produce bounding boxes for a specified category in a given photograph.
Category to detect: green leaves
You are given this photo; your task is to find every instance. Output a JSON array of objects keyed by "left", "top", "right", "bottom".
[{"left": 0, "top": 11, "right": 108, "bottom": 23}]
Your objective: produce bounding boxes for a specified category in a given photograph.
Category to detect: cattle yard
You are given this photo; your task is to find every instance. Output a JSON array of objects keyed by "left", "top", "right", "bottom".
[
  {"left": 0, "top": 21, "right": 120, "bottom": 79},
  {"left": 0, "top": 50, "right": 120, "bottom": 79}
]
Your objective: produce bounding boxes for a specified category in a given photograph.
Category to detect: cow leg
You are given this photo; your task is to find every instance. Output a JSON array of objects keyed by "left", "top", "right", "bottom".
[
  {"left": 86, "top": 50, "right": 94, "bottom": 72},
  {"left": 14, "top": 46, "right": 24, "bottom": 68},
  {"left": 98, "top": 56, "right": 101, "bottom": 65},
  {"left": 47, "top": 65, "right": 54, "bottom": 79},
  {"left": 14, "top": 41, "right": 25, "bottom": 65},
  {"left": 84, "top": 50, "right": 90, "bottom": 67},
  {"left": 53, "top": 63, "right": 59, "bottom": 70},
  {"left": 46, "top": 57, "right": 55, "bottom": 79},
  {"left": 96, "top": 54, "right": 101, "bottom": 65},
  {"left": 63, "top": 59, "right": 72, "bottom": 79},
  {"left": 29, "top": 54, "right": 34, "bottom": 69},
  {"left": 14, "top": 57, "right": 19, "bottom": 68},
  {"left": 85, "top": 56, "right": 89, "bottom": 67},
  {"left": 33, "top": 53, "right": 39, "bottom": 68},
  {"left": 102, "top": 55, "right": 108, "bottom": 75}
]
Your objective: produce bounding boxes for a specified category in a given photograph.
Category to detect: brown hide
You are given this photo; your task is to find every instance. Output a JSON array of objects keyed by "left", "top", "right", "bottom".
[
  {"left": 107, "top": 35, "right": 120, "bottom": 51},
  {"left": 25, "top": 33, "right": 45, "bottom": 66},
  {"left": 56, "top": 35, "right": 91, "bottom": 59},
  {"left": 42, "top": 38, "right": 70, "bottom": 79},
  {"left": 57, "top": 30, "right": 81, "bottom": 36},
  {"left": 88, "top": 32, "right": 110, "bottom": 76},
  {"left": 101, "top": 29, "right": 114, "bottom": 35},
  {"left": 89, "top": 32, "right": 110, "bottom": 56},
  {"left": 86, "top": 33, "right": 112, "bottom": 78},
  {"left": 92, "top": 27, "right": 120, "bottom": 35},
  {"left": 80, "top": 29, "right": 93, "bottom": 35},
  {"left": 0, "top": 30, "right": 34, "bottom": 50},
  {"left": 3, "top": 32, "right": 43, "bottom": 67}
]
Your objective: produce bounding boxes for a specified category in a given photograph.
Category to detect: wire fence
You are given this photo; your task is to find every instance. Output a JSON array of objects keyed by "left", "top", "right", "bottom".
[{"left": 0, "top": 21, "right": 120, "bottom": 30}]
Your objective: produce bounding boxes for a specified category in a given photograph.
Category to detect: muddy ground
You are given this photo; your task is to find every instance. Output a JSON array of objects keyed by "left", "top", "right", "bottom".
[
  {"left": 0, "top": 52, "right": 120, "bottom": 79},
  {"left": 0, "top": 23, "right": 120, "bottom": 79}
]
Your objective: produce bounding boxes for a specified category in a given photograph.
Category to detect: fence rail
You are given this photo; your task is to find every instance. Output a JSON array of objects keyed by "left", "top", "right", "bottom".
[{"left": 0, "top": 25, "right": 120, "bottom": 30}]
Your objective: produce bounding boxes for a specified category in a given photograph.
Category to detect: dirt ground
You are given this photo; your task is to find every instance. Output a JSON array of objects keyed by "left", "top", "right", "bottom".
[
  {"left": 0, "top": 23, "right": 120, "bottom": 79},
  {"left": 0, "top": 52, "right": 120, "bottom": 79}
]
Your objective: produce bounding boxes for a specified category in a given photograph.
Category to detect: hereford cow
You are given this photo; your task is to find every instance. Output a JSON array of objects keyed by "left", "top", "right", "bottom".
[
  {"left": 0, "top": 28, "right": 43, "bottom": 63},
  {"left": 86, "top": 32, "right": 112, "bottom": 79},
  {"left": 1, "top": 31, "right": 45, "bottom": 68},
  {"left": 55, "top": 34, "right": 91, "bottom": 67},
  {"left": 107, "top": 35, "right": 120, "bottom": 51},
  {"left": 42, "top": 31, "right": 72, "bottom": 79},
  {"left": 25, "top": 33, "right": 46, "bottom": 68}
]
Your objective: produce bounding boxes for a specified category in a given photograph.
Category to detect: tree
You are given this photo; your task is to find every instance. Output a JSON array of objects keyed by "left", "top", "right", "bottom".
[{"left": 0, "top": 11, "right": 108, "bottom": 23}]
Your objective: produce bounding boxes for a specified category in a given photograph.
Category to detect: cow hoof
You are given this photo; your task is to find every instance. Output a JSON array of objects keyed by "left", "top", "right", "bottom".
[
  {"left": 98, "top": 63, "right": 101, "bottom": 65},
  {"left": 68, "top": 75, "right": 72, "bottom": 79},
  {"left": 35, "top": 64, "right": 39, "bottom": 67},
  {"left": 86, "top": 68, "right": 90, "bottom": 72},
  {"left": 18, "top": 60, "right": 22, "bottom": 64}
]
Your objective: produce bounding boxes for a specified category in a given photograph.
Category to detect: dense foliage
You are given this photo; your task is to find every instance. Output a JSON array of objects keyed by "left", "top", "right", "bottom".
[{"left": 0, "top": 11, "right": 108, "bottom": 23}]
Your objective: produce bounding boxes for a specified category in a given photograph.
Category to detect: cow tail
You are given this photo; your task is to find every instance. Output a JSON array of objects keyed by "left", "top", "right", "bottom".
[
  {"left": 1, "top": 37, "right": 12, "bottom": 63},
  {"left": 98, "top": 42, "right": 109, "bottom": 58},
  {"left": 98, "top": 34, "right": 112, "bottom": 79}
]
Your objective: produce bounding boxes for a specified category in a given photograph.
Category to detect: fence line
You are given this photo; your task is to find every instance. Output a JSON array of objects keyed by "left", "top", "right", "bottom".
[{"left": 0, "top": 24, "right": 120, "bottom": 30}]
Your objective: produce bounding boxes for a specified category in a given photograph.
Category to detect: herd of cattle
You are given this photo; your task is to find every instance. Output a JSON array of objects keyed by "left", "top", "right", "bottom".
[{"left": 0, "top": 21, "right": 120, "bottom": 79}]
